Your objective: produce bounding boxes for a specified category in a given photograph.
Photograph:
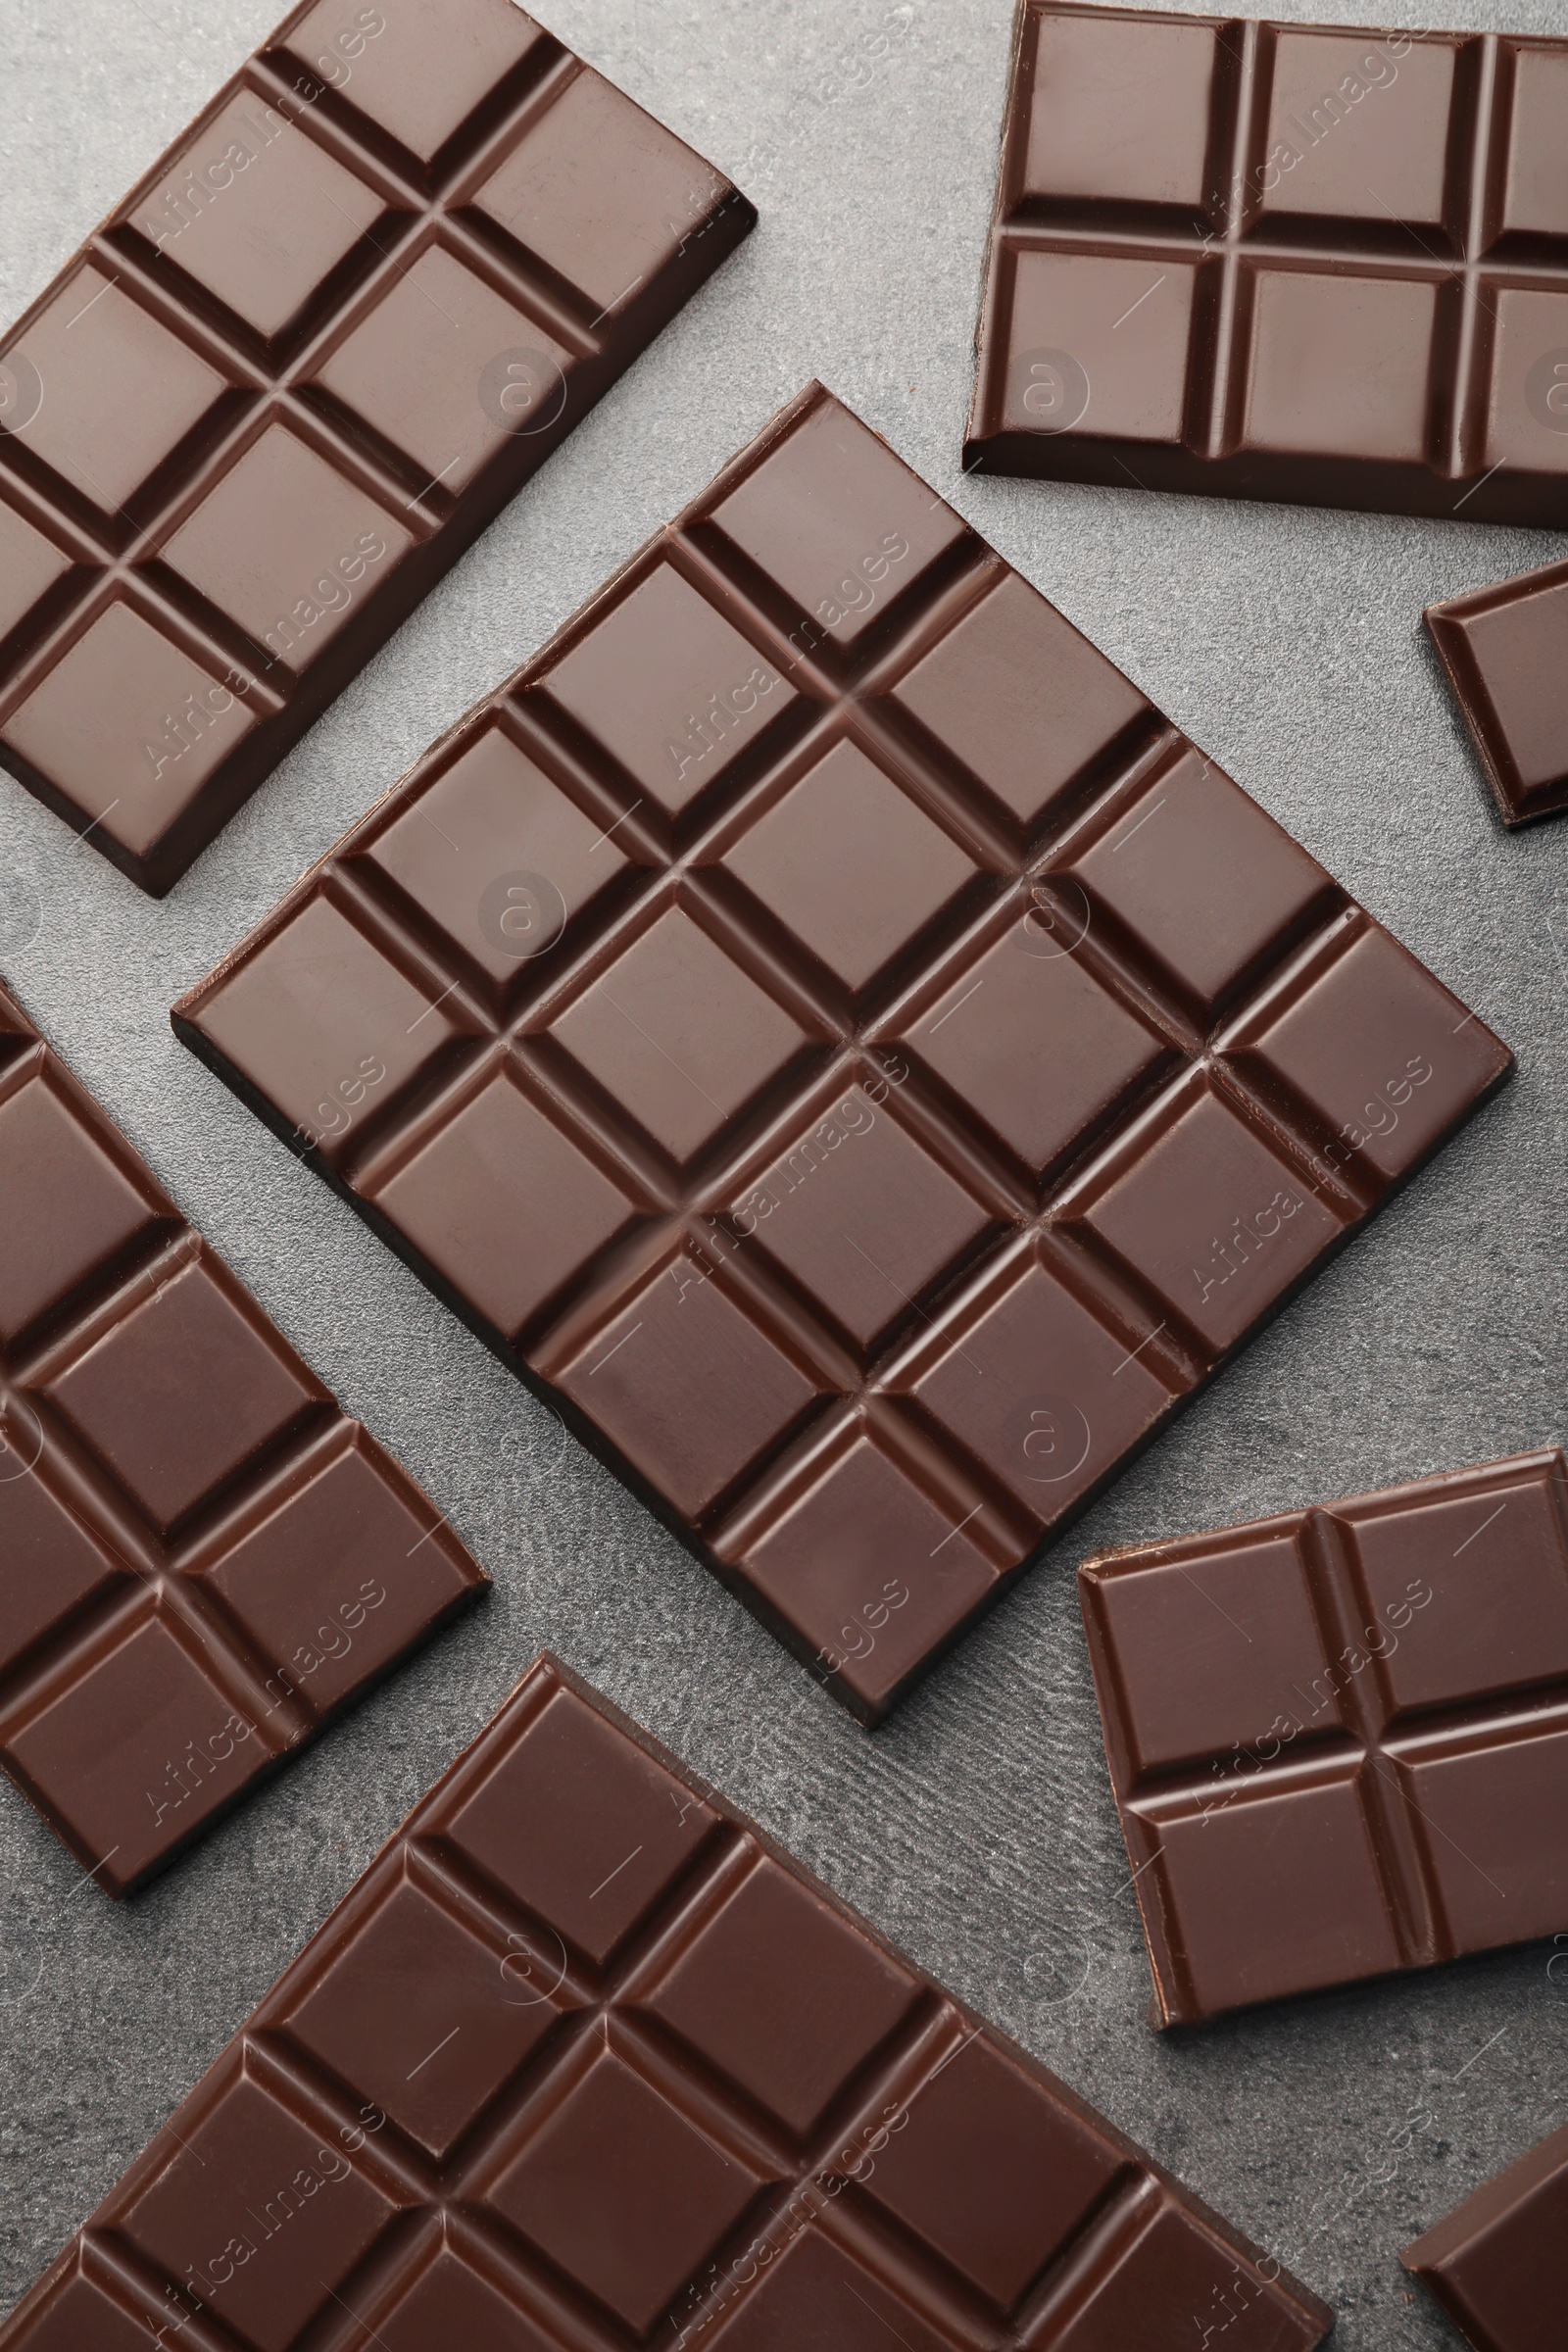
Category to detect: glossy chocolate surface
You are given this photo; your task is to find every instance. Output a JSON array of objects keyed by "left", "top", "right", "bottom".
[
  {"left": 1402, "top": 2121, "right": 1568, "bottom": 2352},
  {"left": 1080, "top": 1448, "right": 1568, "bottom": 2025},
  {"left": 0, "top": 1652, "right": 1333, "bottom": 2351},
  {"left": 966, "top": 2, "right": 1568, "bottom": 522},
  {"left": 1427, "top": 558, "right": 1568, "bottom": 824},
  {"left": 174, "top": 382, "right": 1510, "bottom": 1726},
  {"left": 0, "top": 0, "right": 753, "bottom": 895},
  {"left": 0, "top": 975, "right": 485, "bottom": 1895}
]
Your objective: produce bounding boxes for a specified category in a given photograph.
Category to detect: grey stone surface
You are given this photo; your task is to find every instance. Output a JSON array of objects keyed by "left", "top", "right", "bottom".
[{"left": 2, "top": 0, "right": 1567, "bottom": 2340}]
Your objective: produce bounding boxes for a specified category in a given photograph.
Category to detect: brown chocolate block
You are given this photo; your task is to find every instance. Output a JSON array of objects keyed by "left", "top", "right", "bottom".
[
  {"left": 1427, "top": 559, "right": 1568, "bottom": 824},
  {"left": 1402, "top": 2121, "right": 1568, "bottom": 2351},
  {"left": 0, "top": 974, "right": 486, "bottom": 1894},
  {"left": 0, "top": 0, "right": 754, "bottom": 894},
  {"left": 1080, "top": 1448, "right": 1568, "bottom": 2024},
  {"left": 0, "top": 1652, "right": 1333, "bottom": 2351},
  {"left": 966, "top": 2, "right": 1568, "bottom": 523},
  {"left": 173, "top": 382, "right": 1511, "bottom": 1726}
]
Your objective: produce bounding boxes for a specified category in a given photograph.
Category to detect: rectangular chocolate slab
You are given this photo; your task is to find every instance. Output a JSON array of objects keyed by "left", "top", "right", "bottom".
[
  {"left": 1402, "top": 2120, "right": 1568, "bottom": 2351},
  {"left": 0, "top": 1650, "right": 1333, "bottom": 2352},
  {"left": 173, "top": 380, "right": 1510, "bottom": 1726},
  {"left": 1080, "top": 1448, "right": 1568, "bottom": 2026},
  {"left": 0, "top": 974, "right": 486, "bottom": 1896},
  {"left": 1427, "top": 558, "right": 1568, "bottom": 824},
  {"left": 0, "top": 0, "right": 753, "bottom": 896},
  {"left": 966, "top": 1, "right": 1568, "bottom": 523}
]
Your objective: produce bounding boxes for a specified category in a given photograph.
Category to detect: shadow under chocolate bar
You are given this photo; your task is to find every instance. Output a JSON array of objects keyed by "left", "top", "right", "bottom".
[
  {"left": 173, "top": 381, "right": 1511, "bottom": 1727},
  {"left": 0, "top": 1651, "right": 1334, "bottom": 2351},
  {"left": 0, "top": 0, "right": 755, "bottom": 895},
  {"left": 0, "top": 973, "right": 487, "bottom": 1897},
  {"left": 966, "top": 1, "right": 1568, "bottom": 524},
  {"left": 1080, "top": 1448, "right": 1568, "bottom": 2026}
]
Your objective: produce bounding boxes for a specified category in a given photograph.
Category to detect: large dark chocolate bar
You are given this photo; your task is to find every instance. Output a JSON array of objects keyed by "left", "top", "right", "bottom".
[
  {"left": 966, "top": 1, "right": 1568, "bottom": 523},
  {"left": 0, "top": 975, "right": 486, "bottom": 1895},
  {"left": 0, "top": 1651, "right": 1333, "bottom": 2351},
  {"left": 1402, "top": 2121, "right": 1568, "bottom": 2351},
  {"left": 1427, "top": 559, "right": 1568, "bottom": 824},
  {"left": 1079, "top": 1449, "right": 1568, "bottom": 2026},
  {"left": 174, "top": 382, "right": 1511, "bottom": 1726},
  {"left": 0, "top": 0, "right": 753, "bottom": 895}
]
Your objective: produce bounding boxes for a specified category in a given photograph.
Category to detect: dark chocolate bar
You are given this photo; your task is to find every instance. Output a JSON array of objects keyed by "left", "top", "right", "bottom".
[
  {"left": 1079, "top": 1448, "right": 1568, "bottom": 2026},
  {"left": 1402, "top": 2120, "right": 1568, "bottom": 2351},
  {"left": 173, "top": 381, "right": 1511, "bottom": 1727},
  {"left": 966, "top": 1, "right": 1568, "bottom": 524},
  {"left": 1427, "top": 559, "right": 1568, "bottom": 825},
  {"left": 0, "top": 1651, "right": 1333, "bottom": 2351},
  {"left": 0, "top": 974, "right": 486, "bottom": 1895},
  {"left": 0, "top": 0, "right": 753, "bottom": 895}
]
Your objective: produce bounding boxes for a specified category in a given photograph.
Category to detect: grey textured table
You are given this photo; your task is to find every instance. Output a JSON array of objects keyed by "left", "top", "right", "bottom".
[{"left": 2, "top": 0, "right": 1566, "bottom": 2342}]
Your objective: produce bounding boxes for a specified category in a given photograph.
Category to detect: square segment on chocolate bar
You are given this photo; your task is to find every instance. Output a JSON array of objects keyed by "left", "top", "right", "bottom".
[
  {"left": 173, "top": 382, "right": 1511, "bottom": 1727},
  {"left": 0, "top": 975, "right": 485, "bottom": 1896},
  {"left": 1427, "top": 557, "right": 1568, "bottom": 825},
  {"left": 1079, "top": 1448, "right": 1568, "bottom": 2026},
  {"left": 965, "top": 1, "right": 1568, "bottom": 523},
  {"left": 0, "top": 1650, "right": 1333, "bottom": 2352},
  {"left": 1401, "top": 2120, "right": 1568, "bottom": 2352},
  {"left": 0, "top": 0, "right": 754, "bottom": 897}
]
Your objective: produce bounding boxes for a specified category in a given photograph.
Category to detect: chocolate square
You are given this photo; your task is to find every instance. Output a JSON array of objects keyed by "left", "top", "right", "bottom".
[{"left": 132, "top": 94, "right": 386, "bottom": 337}]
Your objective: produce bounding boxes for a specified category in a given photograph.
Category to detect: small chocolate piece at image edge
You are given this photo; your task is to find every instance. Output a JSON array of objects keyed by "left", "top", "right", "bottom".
[
  {"left": 1427, "top": 558, "right": 1568, "bottom": 825},
  {"left": 0, "top": 1651, "right": 1334, "bottom": 2351},
  {"left": 1401, "top": 2119, "right": 1568, "bottom": 2352},
  {"left": 1079, "top": 1448, "right": 1568, "bottom": 2027},
  {"left": 0, "top": 0, "right": 754, "bottom": 895},
  {"left": 967, "top": 1, "right": 1568, "bottom": 523},
  {"left": 0, "top": 974, "right": 487, "bottom": 1896},
  {"left": 172, "top": 379, "right": 1512, "bottom": 1727}
]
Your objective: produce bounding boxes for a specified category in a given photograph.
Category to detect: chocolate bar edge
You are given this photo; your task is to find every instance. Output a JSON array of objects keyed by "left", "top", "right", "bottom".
[{"left": 960, "top": 427, "right": 1568, "bottom": 532}]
